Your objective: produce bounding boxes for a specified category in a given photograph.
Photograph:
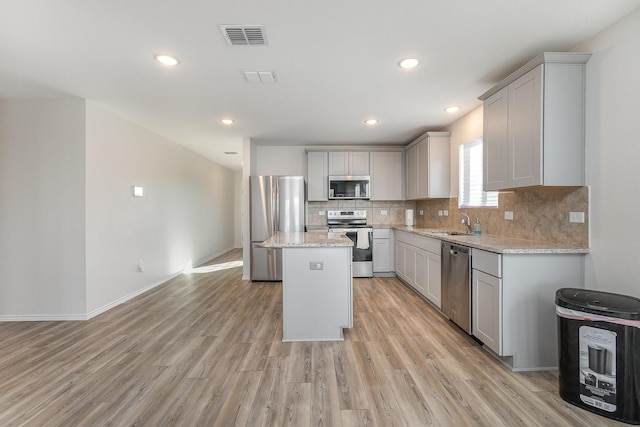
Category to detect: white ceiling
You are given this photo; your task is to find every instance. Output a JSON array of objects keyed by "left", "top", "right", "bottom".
[{"left": 2, "top": 1, "right": 639, "bottom": 171}]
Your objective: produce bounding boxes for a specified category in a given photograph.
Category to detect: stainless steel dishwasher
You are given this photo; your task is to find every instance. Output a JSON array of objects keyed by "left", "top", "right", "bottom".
[{"left": 441, "top": 242, "right": 472, "bottom": 334}]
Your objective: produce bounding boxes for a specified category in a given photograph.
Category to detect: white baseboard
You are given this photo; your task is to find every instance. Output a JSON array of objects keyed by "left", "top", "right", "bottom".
[
  {"left": 0, "top": 313, "right": 89, "bottom": 321},
  {"left": 88, "top": 247, "right": 235, "bottom": 319},
  {"left": 1, "top": 247, "right": 238, "bottom": 322},
  {"left": 86, "top": 272, "right": 182, "bottom": 319},
  {"left": 192, "top": 247, "right": 235, "bottom": 269}
]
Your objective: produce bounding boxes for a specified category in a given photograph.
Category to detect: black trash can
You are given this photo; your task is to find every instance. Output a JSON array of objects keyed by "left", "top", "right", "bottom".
[{"left": 556, "top": 288, "right": 640, "bottom": 424}]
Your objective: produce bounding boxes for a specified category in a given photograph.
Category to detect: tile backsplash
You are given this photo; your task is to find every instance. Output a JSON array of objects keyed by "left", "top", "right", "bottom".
[
  {"left": 307, "top": 186, "right": 589, "bottom": 247},
  {"left": 307, "top": 199, "right": 416, "bottom": 228}
]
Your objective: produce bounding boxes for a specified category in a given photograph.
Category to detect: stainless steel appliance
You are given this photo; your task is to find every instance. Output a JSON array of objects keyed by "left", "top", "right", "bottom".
[
  {"left": 250, "top": 176, "right": 305, "bottom": 281},
  {"left": 327, "top": 210, "right": 373, "bottom": 277},
  {"left": 329, "top": 176, "right": 370, "bottom": 200},
  {"left": 441, "top": 242, "right": 472, "bottom": 333}
]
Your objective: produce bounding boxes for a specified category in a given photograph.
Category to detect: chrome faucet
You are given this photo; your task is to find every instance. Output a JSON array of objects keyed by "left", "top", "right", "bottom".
[{"left": 460, "top": 213, "right": 471, "bottom": 234}]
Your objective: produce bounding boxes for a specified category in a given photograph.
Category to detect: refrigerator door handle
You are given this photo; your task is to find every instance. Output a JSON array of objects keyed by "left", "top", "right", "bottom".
[{"left": 274, "top": 184, "right": 280, "bottom": 234}]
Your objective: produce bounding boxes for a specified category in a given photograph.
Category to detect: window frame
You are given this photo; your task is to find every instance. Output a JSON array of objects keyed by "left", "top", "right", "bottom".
[{"left": 458, "top": 137, "right": 498, "bottom": 209}]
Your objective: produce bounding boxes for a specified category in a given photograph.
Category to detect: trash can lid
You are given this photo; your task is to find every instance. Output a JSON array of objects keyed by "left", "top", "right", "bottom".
[{"left": 556, "top": 288, "right": 640, "bottom": 320}]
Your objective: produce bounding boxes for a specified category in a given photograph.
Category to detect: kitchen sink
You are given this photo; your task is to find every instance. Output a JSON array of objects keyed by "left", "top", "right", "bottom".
[{"left": 431, "top": 230, "right": 472, "bottom": 236}]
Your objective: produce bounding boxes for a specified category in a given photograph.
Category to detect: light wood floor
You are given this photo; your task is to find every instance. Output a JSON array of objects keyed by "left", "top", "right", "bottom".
[{"left": 0, "top": 249, "right": 627, "bottom": 426}]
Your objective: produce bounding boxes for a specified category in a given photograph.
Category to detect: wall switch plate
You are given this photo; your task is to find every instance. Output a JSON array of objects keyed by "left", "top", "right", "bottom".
[
  {"left": 380, "top": 210, "right": 388, "bottom": 215},
  {"left": 505, "top": 211, "right": 514, "bottom": 220},
  {"left": 310, "top": 262, "right": 323, "bottom": 270},
  {"left": 132, "top": 186, "right": 144, "bottom": 197},
  {"left": 137, "top": 259, "right": 144, "bottom": 272},
  {"left": 569, "top": 212, "right": 585, "bottom": 223},
  {"left": 419, "top": 210, "right": 424, "bottom": 215},
  {"left": 443, "top": 210, "right": 449, "bottom": 216},
  {"left": 438, "top": 210, "right": 443, "bottom": 216},
  {"left": 319, "top": 210, "right": 325, "bottom": 216}
]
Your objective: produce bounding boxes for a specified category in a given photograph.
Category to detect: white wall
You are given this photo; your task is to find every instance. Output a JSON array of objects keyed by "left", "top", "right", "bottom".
[
  {"left": 85, "top": 102, "right": 237, "bottom": 314},
  {"left": 575, "top": 9, "right": 640, "bottom": 297},
  {"left": 0, "top": 99, "right": 87, "bottom": 318},
  {"left": 446, "top": 106, "right": 484, "bottom": 198},
  {"left": 0, "top": 99, "right": 237, "bottom": 319}
]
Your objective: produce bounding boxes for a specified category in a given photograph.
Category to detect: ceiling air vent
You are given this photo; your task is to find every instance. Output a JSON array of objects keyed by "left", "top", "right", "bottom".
[{"left": 220, "top": 25, "right": 267, "bottom": 46}]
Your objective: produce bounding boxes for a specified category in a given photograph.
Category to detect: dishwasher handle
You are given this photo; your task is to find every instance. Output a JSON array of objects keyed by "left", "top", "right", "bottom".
[{"left": 443, "top": 243, "right": 470, "bottom": 257}]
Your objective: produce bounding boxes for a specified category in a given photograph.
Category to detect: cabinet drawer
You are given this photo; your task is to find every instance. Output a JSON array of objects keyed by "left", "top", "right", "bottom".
[
  {"left": 419, "top": 236, "right": 441, "bottom": 254},
  {"left": 472, "top": 248, "right": 502, "bottom": 277},
  {"left": 373, "top": 228, "right": 390, "bottom": 239},
  {"left": 395, "top": 231, "right": 440, "bottom": 254}
]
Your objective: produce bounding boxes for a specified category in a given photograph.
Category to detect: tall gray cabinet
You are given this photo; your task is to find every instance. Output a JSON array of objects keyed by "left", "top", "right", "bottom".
[
  {"left": 479, "top": 52, "right": 591, "bottom": 191},
  {"left": 405, "top": 131, "right": 450, "bottom": 200}
]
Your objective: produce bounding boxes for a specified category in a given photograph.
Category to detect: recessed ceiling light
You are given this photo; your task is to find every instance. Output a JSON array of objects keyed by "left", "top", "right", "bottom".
[
  {"left": 398, "top": 58, "right": 419, "bottom": 69},
  {"left": 154, "top": 54, "right": 179, "bottom": 66},
  {"left": 221, "top": 118, "right": 234, "bottom": 125},
  {"left": 445, "top": 106, "right": 460, "bottom": 113},
  {"left": 364, "top": 119, "right": 378, "bottom": 125}
]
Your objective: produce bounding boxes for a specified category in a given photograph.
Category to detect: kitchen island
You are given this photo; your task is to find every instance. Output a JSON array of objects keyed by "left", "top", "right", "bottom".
[{"left": 261, "top": 232, "right": 353, "bottom": 341}]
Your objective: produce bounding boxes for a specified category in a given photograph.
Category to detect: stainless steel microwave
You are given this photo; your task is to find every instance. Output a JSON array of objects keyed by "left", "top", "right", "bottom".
[{"left": 329, "top": 175, "right": 370, "bottom": 199}]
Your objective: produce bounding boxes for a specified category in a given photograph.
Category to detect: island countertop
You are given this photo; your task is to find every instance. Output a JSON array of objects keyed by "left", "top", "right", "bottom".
[{"left": 261, "top": 231, "right": 354, "bottom": 248}]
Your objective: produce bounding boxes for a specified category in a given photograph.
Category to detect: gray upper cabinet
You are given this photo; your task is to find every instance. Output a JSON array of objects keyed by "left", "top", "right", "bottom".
[
  {"left": 370, "top": 151, "right": 404, "bottom": 201},
  {"left": 483, "top": 86, "right": 510, "bottom": 190},
  {"left": 405, "top": 131, "right": 450, "bottom": 200},
  {"left": 405, "top": 144, "right": 418, "bottom": 199},
  {"left": 329, "top": 152, "right": 370, "bottom": 176},
  {"left": 479, "top": 52, "right": 591, "bottom": 191},
  {"left": 307, "top": 151, "right": 328, "bottom": 201}
]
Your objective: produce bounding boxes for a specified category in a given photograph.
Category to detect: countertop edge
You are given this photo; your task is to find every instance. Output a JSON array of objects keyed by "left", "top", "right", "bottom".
[
  {"left": 261, "top": 231, "right": 354, "bottom": 248},
  {"left": 303, "top": 225, "right": 589, "bottom": 254},
  {"left": 391, "top": 226, "right": 590, "bottom": 254}
]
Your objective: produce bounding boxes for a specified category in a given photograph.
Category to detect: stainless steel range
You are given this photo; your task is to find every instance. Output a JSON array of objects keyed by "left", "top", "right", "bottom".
[{"left": 327, "top": 210, "right": 373, "bottom": 278}]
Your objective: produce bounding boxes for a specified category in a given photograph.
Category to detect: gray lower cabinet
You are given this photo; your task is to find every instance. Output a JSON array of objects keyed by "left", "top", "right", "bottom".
[
  {"left": 372, "top": 228, "right": 394, "bottom": 274},
  {"left": 471, "top": 248, "right": 584, "bottom": 370},
  {"left": 472, "top": 249, "right": 502, "bottom": 355},
  {"left": 394, "top": 231, "right": 441, "bottom": 309},
  {"left": 425, "top": 250, "right": 442, "bottom": 309}
]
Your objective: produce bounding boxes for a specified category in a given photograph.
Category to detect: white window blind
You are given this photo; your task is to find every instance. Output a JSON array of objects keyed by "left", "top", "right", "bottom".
[{"left": 459, "top": 138, "right": 498, "bottom": 208}]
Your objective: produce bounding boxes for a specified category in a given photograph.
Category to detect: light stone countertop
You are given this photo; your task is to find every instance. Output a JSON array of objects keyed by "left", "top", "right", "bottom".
[
  {"left": 302, "top": 225, "right": 589, "bottom": 253},
  {"left": 391, "top": 226, "right": 589, "bottom": 254},
  {"left": 261, "top": 231, "right": 353, "bottom": 248}
]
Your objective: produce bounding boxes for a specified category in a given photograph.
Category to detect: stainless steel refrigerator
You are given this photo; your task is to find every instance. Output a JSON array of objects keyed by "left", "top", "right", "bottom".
[{"left": 250, "top": 176, "right": 305, "bottom": 281}]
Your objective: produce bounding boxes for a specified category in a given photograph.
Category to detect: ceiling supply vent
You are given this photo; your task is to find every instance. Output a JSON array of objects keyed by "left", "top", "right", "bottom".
[
  {"left": 220, "top": 25, "right": 267, "bottom": 46},
  {"left": 243, "top": 70, "right": 276, "bottom": 83}
]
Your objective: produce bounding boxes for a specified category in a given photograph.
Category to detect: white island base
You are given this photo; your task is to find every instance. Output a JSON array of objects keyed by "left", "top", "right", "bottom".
[{"left": 282, "top": 246, "right": 353, "bottom": 341}]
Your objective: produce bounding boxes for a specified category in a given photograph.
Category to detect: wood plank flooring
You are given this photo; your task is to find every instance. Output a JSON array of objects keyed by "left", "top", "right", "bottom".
[{"left": 0, "top": 249, "right": 628, "bottom": 426}]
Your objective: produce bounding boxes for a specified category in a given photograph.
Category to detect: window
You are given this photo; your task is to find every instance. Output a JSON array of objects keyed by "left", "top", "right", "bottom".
[{"left": 459, "top": 138, "right": 498, "bottom": 208}]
